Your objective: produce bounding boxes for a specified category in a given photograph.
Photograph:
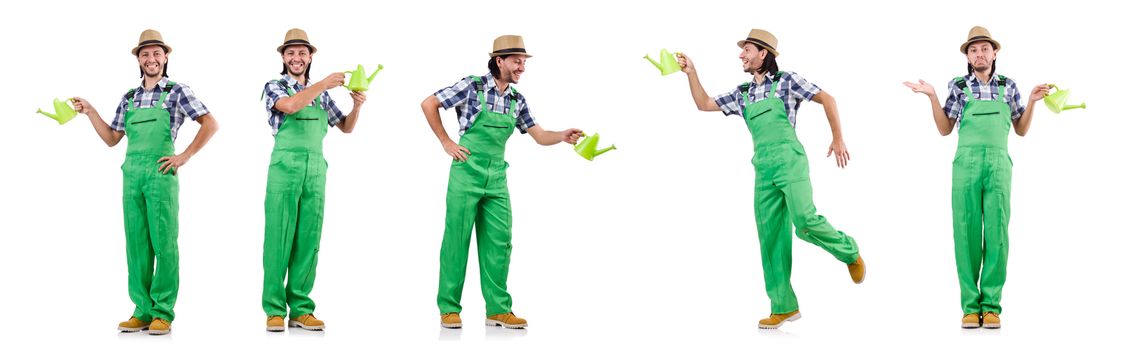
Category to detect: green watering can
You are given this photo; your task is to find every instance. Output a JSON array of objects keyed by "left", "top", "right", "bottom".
[
  {"left": 36, "top": 98, "right": 78, "bottom": 125},
  {"left": 574, "top": 133, "right": 617, "bottom": 161},
  {"left": 345, "top": 64, "right": 383, "bottom": 91},
  {"left": 643, "top": 49, "right": 681, "bottom": 76},
  {"left": 1043, "top": 84, "right": 1086, "bottom": 114}
]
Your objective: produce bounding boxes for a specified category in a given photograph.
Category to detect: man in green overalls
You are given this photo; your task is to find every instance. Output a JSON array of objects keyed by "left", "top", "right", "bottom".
[
  {"left": 260, "top": 28, "right": 365, "bottom": 332},
  {"left": 904, "top": 26, "right": 1049, "bottom": 329},
  {"left": 676, "top": 29, "right": 865, "bottom": 329},
  {"left": 71, "top": 29, "right": 219, "bottom": 335},
  {"left": 421, "top": 35, "right": 583, "bottom": 329}
]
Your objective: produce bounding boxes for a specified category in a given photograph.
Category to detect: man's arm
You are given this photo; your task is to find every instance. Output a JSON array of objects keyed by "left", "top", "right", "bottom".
[
  {"left": 71, "top": 97, "right": 125, "bottom": 147},
  {"left": 677, "top": 53, "right": 721, "bottom": 112}
]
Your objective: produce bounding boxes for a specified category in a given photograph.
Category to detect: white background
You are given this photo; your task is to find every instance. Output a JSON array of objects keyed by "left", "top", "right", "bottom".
[{"left": 1, "top": 0, "right": 1119, "bottom": 348}]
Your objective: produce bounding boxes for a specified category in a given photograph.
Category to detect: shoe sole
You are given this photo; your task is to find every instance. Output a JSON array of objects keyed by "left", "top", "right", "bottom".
[
  {"left": 962, "top": 323, "right": 981, "bottom": 329},
  {"left": 148, "top": 329, "right": 170, "bottom": 335},
  {"left": 485, "top": 319, "right": 527, "bottom": 329},
  {"left": 758, "top": 312, "right": 801, "bottom": 329},
  {"left": 118, "top": 326, "right": 149, "bottom": 332},
  {"left": 266, "top": 325, "right": 285, "bottom": 332},
  {"left": 983, "top": 323, "right": 1001, "bottom": 329},
  {"left": 288, "top": 320, "right": 325, "bottom": 331},
  {"left": 441, "top": 322, "right": 462, "bottom": 329}
]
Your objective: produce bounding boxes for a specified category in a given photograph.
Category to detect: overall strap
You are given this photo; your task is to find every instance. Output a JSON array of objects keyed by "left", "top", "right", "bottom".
[
  {"left": 156, "top": 81, "right": 175, "bottom": 107},
  {"left": 769, "top": 72, "right": 783, "bottom": 99},
  {"left": 956, "top": 77, "right": 974, "bottom": 103},
  {"left": 471, "top": 75, "right": 489, "bottom": 113}
]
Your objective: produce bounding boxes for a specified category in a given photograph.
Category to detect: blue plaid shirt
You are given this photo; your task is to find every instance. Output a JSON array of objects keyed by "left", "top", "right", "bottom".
[
  {"left": 433, "top": 73, "right": 536, "bottom": 135},
  {"left": 943, "top": 74, "right": 1026, "bottom": 123},
  {"left": 714, "top": 71, "right": 821, "bottom": 127},
  {"left": 262, "top": 75, "right": 347, "bottom": 135},
  {"left": 111, "top": 77, "right": 210, "bottom": 141}
]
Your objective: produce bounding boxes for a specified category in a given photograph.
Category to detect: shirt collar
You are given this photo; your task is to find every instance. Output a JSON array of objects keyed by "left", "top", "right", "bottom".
[
  {"left": 966, "top": 73, "right": 998, "bottom": 87},
  {"left": 749, "top": 72, "right": 777, "bottom": 89},
  {"left": 482, "top": 73, "right": 514, "bottom": 97},
  {"left": 138, "top": 77, "right": 170, "bottom": 92}
]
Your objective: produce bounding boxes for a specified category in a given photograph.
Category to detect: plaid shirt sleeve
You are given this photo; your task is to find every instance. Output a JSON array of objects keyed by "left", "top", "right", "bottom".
[
  {"left": 434, "top": 76, "right": 474, "bottom": 109},
  {"left": 943, "top": 79, "right": 966, "bottom": 120},
  {"left": 171, "top": 83, "right": 210, "bottom": 121},
  {"left": 322, "top": 92, "right": 347, "bottom": 127},
  {"left": 514, "top": 95, "right": 536, "bottom": 134},
  {"left": 784, "top": 72, "right": 821, "bottom": 102},
  {"left": 110, "top": 92, "right": 130, "bottom": 132},
  {"left": 263, "top": 81, "right": 288, "bottom": 115},
  {"left": 1004, "top": 78, "right": 1026, "bottom": 119},
  {"left": 715, "top": 87, "right": 743, "bottom": 117}
]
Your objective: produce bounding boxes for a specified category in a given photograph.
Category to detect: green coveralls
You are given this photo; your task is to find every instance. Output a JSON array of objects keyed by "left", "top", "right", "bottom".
[
  {"left": 121, "top": 83, "right": 180, "bottom": 322},
  {"left": 951, "top": 76, "right": 1012, "bottom": 315},
  {"left": 743, "top": 73, "right": 860, "bottom": 314},
  {"left": 262, "top": 86, "right": 328, "bottom": 318},
  {"left": 437, "top": 76, "right": 517, "bottom": 316}
]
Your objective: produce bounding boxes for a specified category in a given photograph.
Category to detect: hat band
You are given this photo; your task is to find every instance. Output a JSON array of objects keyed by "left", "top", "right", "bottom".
[
  {"left": 492, "top": 48, "right": 527, "bottom": 55},
  {"left": 968, "top": 35, "right": 992, "bottom": 42},
  {"left": 742, "top": 38, "right": 776, "bottom": 54},
  {"left": 284, "top": 39, "right": 311, "bottom": 46},
  {"left": 137, "top": 39, "right": 165, "bottom": 47}
]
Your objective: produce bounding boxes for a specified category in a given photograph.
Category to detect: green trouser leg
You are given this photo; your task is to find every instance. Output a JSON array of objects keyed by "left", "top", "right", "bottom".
[
  {"left": 438, "top": 158, "right": 514, "bottom": 316},
  {"left": 122, "top": 156, "right": 180, "bottom": 322},
  {"left": 263, "top": 152, "right": 326, "bottom": 318},
  {"left": 477, "top": 194, "right": 514, "bottom": 316},
  {"left": 754, "top": 144, "right": 860, "bottom": 314},
  {"left": 952, "top": 148, "right": 1011, "bottom": 314}
]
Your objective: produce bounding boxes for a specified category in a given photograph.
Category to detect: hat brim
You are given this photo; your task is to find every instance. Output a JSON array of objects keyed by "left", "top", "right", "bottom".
[
  {"left": 960, "top": 38, "right": 1001, "bottom": 53},
  {"left": 277, "top": 43, "right": 317, "bottom": 54},
  {"left": 737, "top": 39, "right": 779, "bottom": 57},
  {"left": 131, "top": 43, "right": 171, "bottom": 56},
  {"left": 489, "top": 52, "right": 532, "bottom": 58}
]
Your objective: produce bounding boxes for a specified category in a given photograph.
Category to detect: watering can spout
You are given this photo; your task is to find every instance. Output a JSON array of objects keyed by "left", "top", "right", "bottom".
[
  {"left": 594, "top": 144, "right": 617, "bottom": 157},
  {"left": 643, "top": 54, "right": 660, "bottom": 67},
  {"left": 36, "top": 109, "right": 58, "bottom": 119},
  {"left": 367, "top": 64, "right": 384, "bottom": 82}
]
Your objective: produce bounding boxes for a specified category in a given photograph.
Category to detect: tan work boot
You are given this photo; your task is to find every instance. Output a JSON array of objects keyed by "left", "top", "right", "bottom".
[
  {"left": 290, "top": 313, "right": 325, "bottom": 330},
  {"left": 441, "top": 313, "right": 463, "bottom": 329},
  {"left": 266, "top": 316, "right": 285, "bottom": 332},
  {"left": 961, "top": 313, "right": 981, "bottom": 328},
  {"left": 758, "top": 310, "right": 801, "bottom": 329},
  {"left": 148, "top": 318, "right": 171, "bottom": 335},
  {"left": 848, "top": 255, "right": 866, "bottom": 284},
  {"left": 486, "top": 312, "right": 528, "bottom": 329},
  {"left": 982, "top": 312, "right": 1001, "bottom": 329},
  {"left": 118, "top": 316, "right": 151, "bottom": 332}
]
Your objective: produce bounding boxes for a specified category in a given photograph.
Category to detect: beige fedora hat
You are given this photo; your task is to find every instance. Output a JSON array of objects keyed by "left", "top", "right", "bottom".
[
  {"left": 960, "top": 26, "right": 1001, "bottom": 53},
  {"left": 736, "top": 28, "right": 779, "bottom": 57},
  {"left": 131, "top": 29, "right": 172, "bottom": 56},
  {"left": 277, "top": 28, "right": 317, "bottom": 54},
  {"left": 490, "top": 35, "right": 532, "bottom": 58}
]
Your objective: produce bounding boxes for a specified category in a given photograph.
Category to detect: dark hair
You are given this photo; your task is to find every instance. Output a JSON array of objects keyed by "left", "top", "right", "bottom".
[
  {"left": 139, "top": 60, "right": 169, "bottom": 78},
  {"left": 280, "top": 62, "right": 313, "bottom": 82},
  {"left": 488, "top": 55, "right": 513, "bottom": 79},
  {"left": 752, "top": 44, "right": 779, "bottom": 76}
]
